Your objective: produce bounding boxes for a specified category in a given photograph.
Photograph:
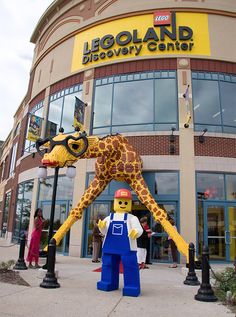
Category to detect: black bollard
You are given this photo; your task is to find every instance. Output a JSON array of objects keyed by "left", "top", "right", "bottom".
[
  {"left": 184, "top": 243, "right": 200, "bottom": 286},
  {"left": 195, "top": 245, "right": 217, "bottom": 302},
  {"left": 40, "top": 238, "right": 60, "bottom": 288},
  {"left": 13, "top": 234, "right": 28, "bottom": 270}
]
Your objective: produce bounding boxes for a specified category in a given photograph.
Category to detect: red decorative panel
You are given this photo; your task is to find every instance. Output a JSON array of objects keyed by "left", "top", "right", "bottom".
[
  {"left": 29, "top": 90, "right": 46, "bottom": 112},
  {"left": 50, "top": 73, "right": 84, "bottom": 95},
  {"left": 94, "top": 59, "right": 177, "bottom": 78},
  {"left": 191, "top": 59, "right": 236, "bottom": 74}
]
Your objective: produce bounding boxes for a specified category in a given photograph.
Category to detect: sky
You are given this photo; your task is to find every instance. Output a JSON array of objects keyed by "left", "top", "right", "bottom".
[{"left": 0, "top": 0, "right": 54, "bottom": 141}]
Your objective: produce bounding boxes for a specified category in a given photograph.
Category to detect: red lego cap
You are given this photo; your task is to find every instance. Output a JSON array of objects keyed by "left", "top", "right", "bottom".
[{"left": 114, "top": 189, "right": 132, "bottom": 200}]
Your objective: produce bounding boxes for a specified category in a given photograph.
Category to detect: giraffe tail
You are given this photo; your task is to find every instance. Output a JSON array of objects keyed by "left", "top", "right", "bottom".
[
  {"left": 160, "top": 218, "right": 189, "bottom": 263},
  {"left": 43, "top": 214, "right": 77, "bottom": 251}
]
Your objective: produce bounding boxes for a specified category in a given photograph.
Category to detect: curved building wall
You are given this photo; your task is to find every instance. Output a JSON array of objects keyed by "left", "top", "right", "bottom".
[{"left": 0, "top": 0, "right": 236, "bottom": 263}]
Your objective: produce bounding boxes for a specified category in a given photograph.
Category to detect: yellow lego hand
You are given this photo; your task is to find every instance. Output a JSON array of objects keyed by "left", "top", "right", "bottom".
[
  {"left": 128, "top": 229, "right": 138, "bottom": 239},
  {"left": 98, "top": 219, "right": 106, "bottom": 230}
]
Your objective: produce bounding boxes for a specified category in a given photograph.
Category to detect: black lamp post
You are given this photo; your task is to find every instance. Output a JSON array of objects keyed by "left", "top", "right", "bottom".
[
  {"left": 36, "top": 127, "right": 87, "bottom": 269},
  {"left": 37, "top": 164, "right": 59, "bottom": 269}
]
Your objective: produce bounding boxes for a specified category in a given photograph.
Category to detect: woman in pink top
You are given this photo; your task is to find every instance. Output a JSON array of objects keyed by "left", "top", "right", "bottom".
[{"left": 26, "top": 208, "right": 44, "bottom": 268}]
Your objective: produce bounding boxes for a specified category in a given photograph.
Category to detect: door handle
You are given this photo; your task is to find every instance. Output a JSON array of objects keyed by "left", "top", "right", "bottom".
[{"left": 225, "top": 231, "right": 230, "bottom": 244}]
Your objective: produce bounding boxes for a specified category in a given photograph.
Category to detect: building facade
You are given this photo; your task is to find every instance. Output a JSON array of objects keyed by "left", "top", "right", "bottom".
[{"left": 0, "top": 0, "right": 236, "bottom": 263}]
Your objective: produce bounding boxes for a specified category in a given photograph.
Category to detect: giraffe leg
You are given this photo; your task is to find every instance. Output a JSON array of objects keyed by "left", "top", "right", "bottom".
[
  {"left": 126, "top": 174, "right": 189, "bottom": 262},
  {"left": 52, "top": 176, "right": 111, "bottom": 247}
]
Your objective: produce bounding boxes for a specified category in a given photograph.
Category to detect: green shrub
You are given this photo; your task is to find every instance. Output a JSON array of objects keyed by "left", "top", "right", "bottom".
[
  {"left": 213, "top": 267, "right": 236, "bottom": 306},
  {"left": 0, "top": 260, "right": 15, "bottom": 271}
]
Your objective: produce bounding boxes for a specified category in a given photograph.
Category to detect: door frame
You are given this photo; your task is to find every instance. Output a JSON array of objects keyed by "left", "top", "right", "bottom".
[
  {"left": 40, "top": 199, "right": 72, "bottom": 255},
  {"left": 203, "top": 200, "right": 236, "bottom": 262}
]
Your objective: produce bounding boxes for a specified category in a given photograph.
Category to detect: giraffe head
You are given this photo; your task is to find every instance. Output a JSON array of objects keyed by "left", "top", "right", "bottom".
[{"left": 36, "top": 129, "right": 89, "bottom": 168}]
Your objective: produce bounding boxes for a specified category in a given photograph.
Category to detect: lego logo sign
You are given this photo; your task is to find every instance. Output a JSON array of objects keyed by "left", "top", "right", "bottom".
[{"left": 154, "top": 11, "right": 171, "bottom": 26}]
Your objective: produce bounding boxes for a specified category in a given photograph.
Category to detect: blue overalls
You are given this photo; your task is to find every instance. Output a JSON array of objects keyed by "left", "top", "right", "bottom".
[{"left": 97, "top": 213, "right": 140, "bottom": 297}]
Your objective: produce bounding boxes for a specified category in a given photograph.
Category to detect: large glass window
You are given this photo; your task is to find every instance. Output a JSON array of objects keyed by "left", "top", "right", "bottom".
[
  {"left": 13, "top": 180, "right": 33, "bottom": 239},
  {"left": 154, "top": 172, "right": 178, "bottom": 195},
  {"left": 92, "top": 71, "right": 178, "bottom": 134},
  {"left": 1, "top": 191, "right": 11, "bottom": 237},
  {"left": 192, "top": 72, "right": 236, "bottom": 133},
  {"left": 196, "top": 173, "right": 225, "bottom": 200},
  {"left": 38, "top": 176, "right": 74, "bottom": 202},
  {"left": 47, "top": 84, "right": 83, "bottom": 137},
  {"left": 24, "top": 101, "right": 44, "bottom": 153}
]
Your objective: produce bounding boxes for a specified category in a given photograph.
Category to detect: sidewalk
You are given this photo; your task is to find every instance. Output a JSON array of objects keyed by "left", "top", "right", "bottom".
[{"left": 0, "top": 238, "right": 235, "bottom": 317}]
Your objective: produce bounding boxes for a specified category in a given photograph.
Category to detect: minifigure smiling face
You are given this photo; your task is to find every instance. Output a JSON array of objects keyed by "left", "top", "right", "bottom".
[{"left": 114, "top": 189, "right": 132, "bottom": 213}]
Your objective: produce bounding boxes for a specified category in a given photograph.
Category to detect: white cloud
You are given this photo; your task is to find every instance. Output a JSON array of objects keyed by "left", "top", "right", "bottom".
[{"left": 0, "top": 0, "right": 53, "bottom": 141}]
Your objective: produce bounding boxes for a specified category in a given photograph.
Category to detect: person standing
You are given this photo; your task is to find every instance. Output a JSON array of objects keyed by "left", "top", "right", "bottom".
[
  {"left": 137, "top": 217, "right": 149, "bottom": 269},
  {"left": 168, "top": 217, "right": 178, "bottom": 268},
  {"left": 26, "top": 208, "right": 44, "bottom": 268},
  {"left": 92, "top": 217, "right": 103, "bottom": 263}
]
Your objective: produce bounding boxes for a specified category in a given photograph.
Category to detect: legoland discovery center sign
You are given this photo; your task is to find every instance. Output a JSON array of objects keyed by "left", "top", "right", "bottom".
[{"left": 71, "top": 11, "right": 210, "bottom": 71}]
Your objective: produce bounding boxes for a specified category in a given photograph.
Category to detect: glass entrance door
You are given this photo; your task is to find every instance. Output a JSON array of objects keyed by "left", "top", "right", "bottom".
[
  {"left": 132, "top": 201, "right": 178, "bottom": 263},
  {"left": 40, "top": 200, "right": 72, "bottom": 254},
  {"left": 150, "top": 202, "right": 178, "bottom": 263},
  {"left": 204, "top": 202, "right": 236, "bottom": 261}
]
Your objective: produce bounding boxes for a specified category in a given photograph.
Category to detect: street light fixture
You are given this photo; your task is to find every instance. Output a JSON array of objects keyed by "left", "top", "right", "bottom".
[{"left": 35, "top": 128, "right": 77, "bottom": 269}]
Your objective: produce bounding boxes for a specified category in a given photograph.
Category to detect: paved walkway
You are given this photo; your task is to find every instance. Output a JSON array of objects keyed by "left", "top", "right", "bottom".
[{"left": 0, "top": 238, "right": 235, "bottom": 317}]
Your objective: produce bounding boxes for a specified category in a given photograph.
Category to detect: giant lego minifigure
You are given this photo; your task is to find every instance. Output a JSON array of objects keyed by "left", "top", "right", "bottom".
[{"left": 97, "top": 189, "right": 143, "bottom": 297}]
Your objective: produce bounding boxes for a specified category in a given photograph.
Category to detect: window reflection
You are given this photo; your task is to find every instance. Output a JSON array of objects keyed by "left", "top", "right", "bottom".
[
  {"left": 155, "top": 172, "right": 178, "bottom": 195},
  {"left": 220, "top": 82, "right": 236, "bottom": 127},
  {"left": 192, "top": 72, "right": 236, "bottom": 133},
  {"left": 192, "top": 80, "right": 221, "bottom": 125},
  {"left": 39, "top": 176, "right": 74, "bottom": 201},
  {"left": 226, "top": 175, "right": 236, "bottom": 200},
  {"left": 13, "top": 181, "right": 34, "bottom": 239},
  {"left": 92, "top": 71, "right": 178, "bottom": 134},
  {"left": 155, "top": 79, "right": 177, "bottom": 123},
  {"left": 113, "top": 80, "right": 153, "bottom": 125},
  {"left": 93, "top": 84, "right": 112, "bottom": 127},
  {"left": 196, "top": 173, "right": 224, "bottom": 200},
  {"left": 47, "top": 84, "right": 83, "bottom": 137}
]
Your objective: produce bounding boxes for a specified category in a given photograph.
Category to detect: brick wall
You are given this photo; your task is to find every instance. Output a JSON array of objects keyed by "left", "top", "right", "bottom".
[{"left": 194, "top": 136, "right": 236, "bottom": 157}]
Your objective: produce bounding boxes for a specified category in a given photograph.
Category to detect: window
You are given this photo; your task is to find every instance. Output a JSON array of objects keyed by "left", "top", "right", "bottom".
[
  {"left": 154, "top": 172, "right": 178, "bottom": 195},
  {"left": 24, "top": 101, "right": 44, "bottom": 153},
  {"left": 38, "top": 176, "right": 74, "bottom": 201},
  {"left": 92, "top": 71, "right": 178, "bottom": 134},
  {"left": 196, "top": 173, "right": 225, "bottom": 200},
  {"left": 192, "top": 72, "right": 236, "bottom": 133},
  {"left": 1, "top": 191, "right": 11, "bottom": 236},
  {"left": 47, "top": 84, "right": 83, "bottom": 137},
  {"left": 13, "top": 181, "right": 33, "bottom": 239},
  {"left": 9, "top": 143, "right": 18, "bottom": 177},
  {"left": 196, "top": 172, "right": 236, "bottom": 201},
  {"left": 13, "top": 122, "right": 20, "bottom": 137}
]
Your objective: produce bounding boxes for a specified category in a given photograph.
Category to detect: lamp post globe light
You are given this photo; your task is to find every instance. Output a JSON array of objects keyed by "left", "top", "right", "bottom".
[{"left": 35, "top": 130, "right": 76, "bottom": 269}]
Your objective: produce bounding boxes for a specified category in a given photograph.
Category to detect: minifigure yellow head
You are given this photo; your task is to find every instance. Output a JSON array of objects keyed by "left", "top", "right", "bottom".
[{"left": 114, "top": 189, "right": 132, "bottom": 213}]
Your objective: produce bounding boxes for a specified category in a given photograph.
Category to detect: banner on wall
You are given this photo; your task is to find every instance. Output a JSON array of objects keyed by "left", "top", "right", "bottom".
[
  {"left": 73, "top": 96, "right": 86, "bottom": 130},
  {"left": 27, "top": 114, "right": 42, "bottom": 142},
  {"left": 71, "top": 11, "right": 211, "bottom": 72}
]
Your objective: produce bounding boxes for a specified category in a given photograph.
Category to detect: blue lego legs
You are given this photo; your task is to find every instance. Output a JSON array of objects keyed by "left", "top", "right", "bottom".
[
  {"left": 122, "top": 252, "right": 140, "bottom": 297},
  {"left": 97, "top": 252, "right": 140, "bottom": 297},
  {"left": 97, "top": 253, "right": 120, "bottom": 291}
]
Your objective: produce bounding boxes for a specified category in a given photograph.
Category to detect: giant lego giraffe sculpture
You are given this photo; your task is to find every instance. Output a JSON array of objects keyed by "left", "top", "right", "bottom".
[{"left": 36, "top": 129, "right": 189, "bottom": 261}]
